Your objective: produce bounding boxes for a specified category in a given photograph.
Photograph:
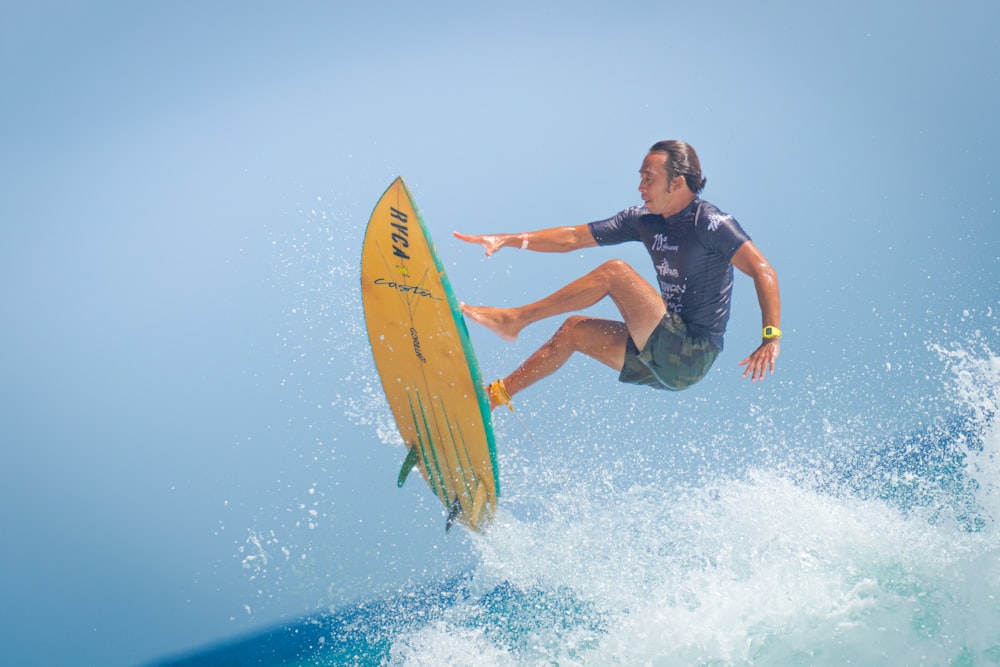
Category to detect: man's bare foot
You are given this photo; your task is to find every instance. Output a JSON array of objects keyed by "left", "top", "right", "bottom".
[{"left": 459, "top": 303, "right": 522, "bottom": 341}]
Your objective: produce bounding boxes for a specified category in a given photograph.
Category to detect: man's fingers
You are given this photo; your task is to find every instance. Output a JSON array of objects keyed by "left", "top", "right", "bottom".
[{"left": 453, "top": 231, "right": 496, "bottom": 256}]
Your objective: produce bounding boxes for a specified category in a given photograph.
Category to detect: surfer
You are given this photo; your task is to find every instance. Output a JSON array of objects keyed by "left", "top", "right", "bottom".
[{"left": 455, "top": 140, "right": 781, "bottom": 410}]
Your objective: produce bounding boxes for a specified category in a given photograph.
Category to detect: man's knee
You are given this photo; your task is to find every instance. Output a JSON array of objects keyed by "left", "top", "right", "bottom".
[
  {"left": 597, "top": 258, "right": 640, "bottom": 282},
  {"left": 599, "top": 258, "right": 630, "bottom": 273},
  {"left": 556, "top": 315, "right": 589, "bottom": 335},
  {"left": 550, "top": 316, "right": 589, "bottom": 347}
]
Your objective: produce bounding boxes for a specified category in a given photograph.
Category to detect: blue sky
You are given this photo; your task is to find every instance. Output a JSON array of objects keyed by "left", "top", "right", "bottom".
[{"left": 1, "top": 1, "right": 997, "bottom": 665}]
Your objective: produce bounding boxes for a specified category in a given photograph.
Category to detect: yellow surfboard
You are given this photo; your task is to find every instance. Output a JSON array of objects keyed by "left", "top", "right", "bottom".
[{"left": 361, "top": 177, "right": 499, "bottom": 532}]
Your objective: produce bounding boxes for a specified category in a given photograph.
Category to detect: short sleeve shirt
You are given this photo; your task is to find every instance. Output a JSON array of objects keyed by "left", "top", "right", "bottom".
[{"left": 587, "top": 199, "right": 749, "bottom": 349}]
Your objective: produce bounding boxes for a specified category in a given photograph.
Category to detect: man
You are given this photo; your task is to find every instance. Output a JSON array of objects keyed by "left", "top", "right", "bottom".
[{"left": 454, "top": 140, "right": 781, "bottom": 410}]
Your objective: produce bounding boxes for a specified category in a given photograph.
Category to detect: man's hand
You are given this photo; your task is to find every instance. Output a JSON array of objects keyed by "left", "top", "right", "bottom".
[
  {"left": 738, "top": 339, "right": 780, "bottom": 382},
  {"left": 453, "top": 231, "right": 510, "bottom": 257}
]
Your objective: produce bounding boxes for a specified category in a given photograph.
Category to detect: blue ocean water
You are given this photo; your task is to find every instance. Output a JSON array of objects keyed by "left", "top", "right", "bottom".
[{"left": 150, "top": 337, "right": 1000, "bottom": 666}]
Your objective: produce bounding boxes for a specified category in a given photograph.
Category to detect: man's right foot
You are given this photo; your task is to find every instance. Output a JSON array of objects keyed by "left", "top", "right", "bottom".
[{"left": 460, "top": 304, "right": 521, "bottom": 342}]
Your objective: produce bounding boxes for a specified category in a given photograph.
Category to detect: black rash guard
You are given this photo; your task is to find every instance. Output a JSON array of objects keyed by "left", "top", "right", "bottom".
[{"left": 587, "top": 198, "right": 750, "bottom": 350}]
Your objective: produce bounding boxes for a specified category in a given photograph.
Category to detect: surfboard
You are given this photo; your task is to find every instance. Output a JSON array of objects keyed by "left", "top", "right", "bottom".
[{"left": 361, "top": 177, "right": 499, "bottom": 532}]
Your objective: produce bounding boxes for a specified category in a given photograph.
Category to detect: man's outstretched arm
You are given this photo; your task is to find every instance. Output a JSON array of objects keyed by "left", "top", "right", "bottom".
[{"left": 454, "top": 224, "right": 597, "bottom": 257}]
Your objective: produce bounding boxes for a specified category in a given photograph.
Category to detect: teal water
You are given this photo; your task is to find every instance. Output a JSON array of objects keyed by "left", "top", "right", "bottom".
[{"left": 151, "top": 339, "right": 1000, "bottom": 666}]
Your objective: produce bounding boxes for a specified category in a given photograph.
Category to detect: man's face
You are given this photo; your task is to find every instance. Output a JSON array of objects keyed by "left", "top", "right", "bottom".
[{"left": 638, "top": 151, "right": 686, "bottom": 216}]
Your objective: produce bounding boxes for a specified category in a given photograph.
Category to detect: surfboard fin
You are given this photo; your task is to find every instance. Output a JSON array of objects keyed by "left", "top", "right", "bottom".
[
  {"left": 445, "top": 495, "right": 462, "bottom": 532},
  {"left": 397, "top": 446, "right": 420, "bottom": 488}
]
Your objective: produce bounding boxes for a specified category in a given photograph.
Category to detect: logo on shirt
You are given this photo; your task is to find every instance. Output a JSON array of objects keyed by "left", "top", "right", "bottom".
[
  {"left": 656, "top": 258, "right": 679, "bottom": 278},
  {"left": 651, "top": 233, "right": 678, "bottom": 253},
  {"left": 660, "top": 281, "right": 686, "bottom": 312},
  {"left": 704, "top": 211, "right": 731, "bottom": 232}
]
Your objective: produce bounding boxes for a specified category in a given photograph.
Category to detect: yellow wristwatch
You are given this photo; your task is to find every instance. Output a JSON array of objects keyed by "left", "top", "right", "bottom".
[{"left": 762, "top": 326, "right": 782, "bottom": 340}]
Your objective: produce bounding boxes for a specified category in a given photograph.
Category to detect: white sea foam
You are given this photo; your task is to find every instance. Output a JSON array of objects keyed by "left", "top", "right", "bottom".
[{"left": 388, "top": 341, "right": 1000, "bottom": 666}]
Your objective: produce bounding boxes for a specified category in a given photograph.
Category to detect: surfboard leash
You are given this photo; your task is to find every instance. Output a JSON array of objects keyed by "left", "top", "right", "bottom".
[
  {"left": 489, "top": 379, "right": 587, "bottom": 524},
  {"left": 489, "top": 379, "right": 546, "bottom": 459}
]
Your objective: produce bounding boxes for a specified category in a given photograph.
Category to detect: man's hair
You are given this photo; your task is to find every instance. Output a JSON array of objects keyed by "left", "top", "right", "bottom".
[{"left": 649, "top": 140, "right": 707, "bottom": 194}]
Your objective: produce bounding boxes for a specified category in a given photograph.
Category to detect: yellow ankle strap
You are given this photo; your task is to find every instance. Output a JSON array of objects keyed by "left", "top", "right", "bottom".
[{"left": 488, "top": 379, "right": 514, "bottom": 411}]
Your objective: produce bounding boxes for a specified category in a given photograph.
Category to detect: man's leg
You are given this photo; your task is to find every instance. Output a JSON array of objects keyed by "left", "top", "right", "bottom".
[
  {"left": 497, "top": 316, "right": 629, "bottom": 406},
  {"left": 462, "top": 259, "right": 666, "bottom": 350},
  {"left": 464, "top": 259, "right": 668, "bottom": 408}
]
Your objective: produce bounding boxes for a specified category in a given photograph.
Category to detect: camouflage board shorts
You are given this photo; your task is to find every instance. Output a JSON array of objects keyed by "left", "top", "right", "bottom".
[{"left": 619, "top": 311, "right": 720, "bottom": 391}]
